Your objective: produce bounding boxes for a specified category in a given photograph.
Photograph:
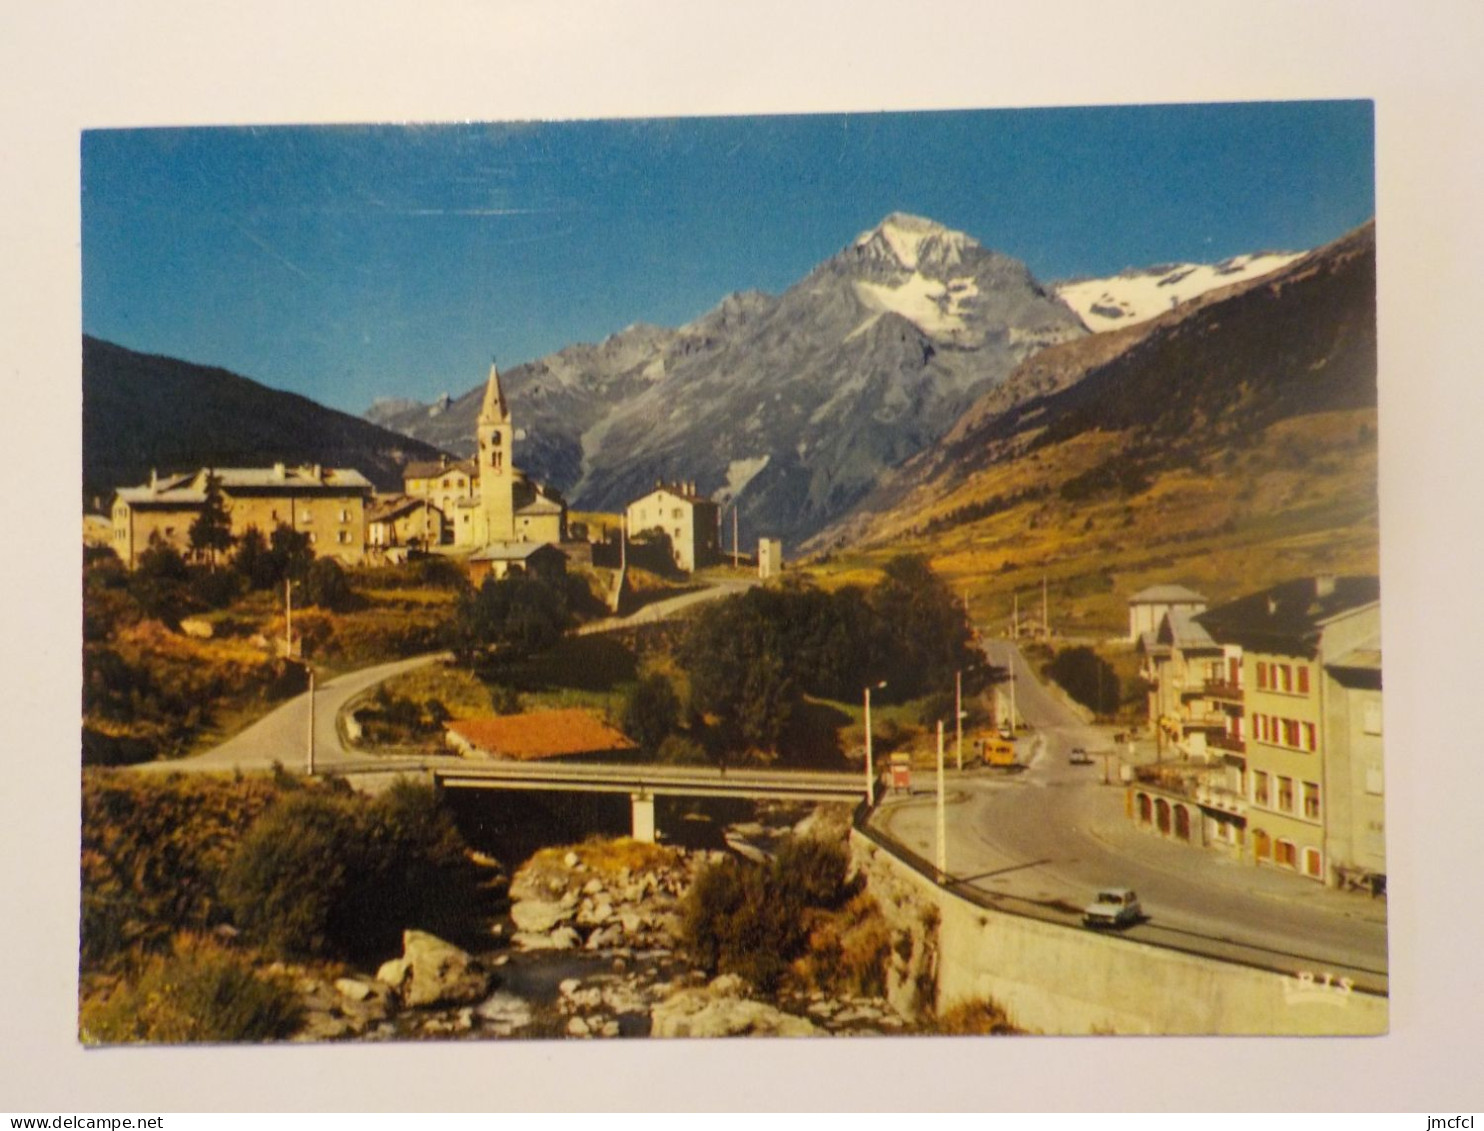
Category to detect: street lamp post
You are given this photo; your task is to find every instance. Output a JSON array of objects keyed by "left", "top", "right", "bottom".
[
  {"left": 936, "top": 720, "right": 947, "bottom": 878},
  {"left": 955, "top": 669, "right": 963, "bottom": 771},
  {"left": 864, "top": 680, "right": 886, "bottom": 803},
  {"left": 306, "top": 664, "right": 316, "bottom": 776}
]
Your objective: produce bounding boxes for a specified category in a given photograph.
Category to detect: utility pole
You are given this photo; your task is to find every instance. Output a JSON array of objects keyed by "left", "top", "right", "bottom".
[
  {"left": 955, "top": 669, "right": 964, "bottom": 771},
  {"left": 936, "top": 720, "right": 947, "bottom": 879},
  {"left": 1043, "top": 575, "right": 1049, "bottom": 640},
  {"left": 732, "top": 506, "right": 739, "bottom": 570},
  {"left": 864, "top": 681, "right": 885, "bottom": 803},
  {"left": 306, "top": 665, "right": 316, "bottom": 775},
  {"left": 620, "top": 514, "right": 627, "bottom": 571},
  {"left": 284, "top": 578, "right": 293, "bottom": 657},
  {"left": 1012, "top": 592, "right": 1019, "bottom": 640}
]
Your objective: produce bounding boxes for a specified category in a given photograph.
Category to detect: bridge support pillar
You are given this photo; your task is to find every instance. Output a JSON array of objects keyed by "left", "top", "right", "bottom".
[{"left": 630, "top": 792, "right": 656, "bottom": 843}]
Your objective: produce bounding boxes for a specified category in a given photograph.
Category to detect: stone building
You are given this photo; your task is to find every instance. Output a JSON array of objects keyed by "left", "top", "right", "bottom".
[
  {"left": 1129, "top": 575, "right": 1383, "bottom": 890},
  {"left": 625, "top": 482, "right": 720, "bottom": 573},
  {"left": 403, "top": 363, "right": 568, "bottom": 551},
  {"left": 111, "top": 464, "right": 373, "bottom": 567}
]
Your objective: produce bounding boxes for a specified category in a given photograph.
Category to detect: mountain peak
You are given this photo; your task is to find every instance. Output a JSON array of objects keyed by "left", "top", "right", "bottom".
[{"left": 853, "top": 212, "right": 977, "bottom": 271}]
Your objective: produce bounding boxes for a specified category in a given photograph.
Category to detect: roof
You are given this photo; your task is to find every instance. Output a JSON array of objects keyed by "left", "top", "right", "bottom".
[
  {"left": 469, "top": 540, "right": 566, "bottom": 563},
  {"left": 1135, "top": 630, "right": 1168, "bottom": 657},
  {"left": 404, "top": 457, "right": 476, "bottom": 481},
  {"left": 447, "top": 709, "right": 636, "bottom": 761},
  {"left": 1129, "top": 584, "right": 1207, "bottom": 605},
  {"left": 627, "top": 484, "right": 715, "bottom": 508},
  {"left": 1326, "top": 639, "right": 1382, "bottom": 689},
  {"left": 1157, "top": 608, "right": 1219, "bottom": 652},
  {"left": 116, "top": 465, "right": 371, "bottom": 504},
  {"left": 367, "top": 495, "right": 426, "bottom": 522},
  {"left": 516, "top": 496, "right": 564, "bottom": 516},
  {"left": 1195, "top": 577, "right": 1381, "bottom": 657}
]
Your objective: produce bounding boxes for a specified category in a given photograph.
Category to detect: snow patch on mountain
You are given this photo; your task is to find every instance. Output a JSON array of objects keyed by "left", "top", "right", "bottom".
[
  {"left": 717, "top": 455, "right": 770, "bottom": 503},
  {"left": 1055, "top": 252, "right": 1304, "bottom": 332},
  {"left": 851, "top": 273, "right": 980, "bottom": 340}
]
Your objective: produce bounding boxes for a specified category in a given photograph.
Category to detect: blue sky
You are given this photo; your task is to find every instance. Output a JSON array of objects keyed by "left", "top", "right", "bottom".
[{"left": 82, "top": 102, "right": 1374, "bottom": 414}]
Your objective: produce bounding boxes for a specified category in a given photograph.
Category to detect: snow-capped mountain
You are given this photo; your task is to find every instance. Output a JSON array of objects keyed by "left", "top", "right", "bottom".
[
  {"left": 370, "top": 213, "right": 1085, "bottom": 547},
  {"left": 1054, "top": 251, "right": 1304, "bottom": 333}
]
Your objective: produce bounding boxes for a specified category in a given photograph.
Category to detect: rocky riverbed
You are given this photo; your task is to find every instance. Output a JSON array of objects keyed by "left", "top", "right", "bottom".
[{"left": 289, "top": 810, "right": 922, "bottom": 1041}]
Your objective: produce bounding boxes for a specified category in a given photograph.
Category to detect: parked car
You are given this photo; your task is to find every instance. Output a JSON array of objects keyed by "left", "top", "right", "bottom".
[
  {"left": 1082, "top": 887, "right": 1142, "bottom": 928},
  {"left": 1069, "top": 747, "right": 1093, "bottom": 765}
]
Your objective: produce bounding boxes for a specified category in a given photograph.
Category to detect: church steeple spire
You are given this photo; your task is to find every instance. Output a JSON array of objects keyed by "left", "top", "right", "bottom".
[{"left": 479, "top": 358, "right": 509, "bottom": 425}]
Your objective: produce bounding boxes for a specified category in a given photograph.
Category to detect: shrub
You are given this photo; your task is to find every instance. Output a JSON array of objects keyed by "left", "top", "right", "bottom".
[
  {"left": 80, "top": 772, "right": 288, "bottom": 969},
  {"left": 621, "top": 673, "right": 681, "bottom": 753},
  {"left": 681, "top": 835, "right": 855, "bottom": 993},
  {"left": 80, "top": 934, "right": 301, "bottom": 1044},
  {"left": 656, "top": 734, "right": 707, "bottom": 765},
  {"left": 220, "top": 779, "right": 482, "bottom": 961},
  {"left": 933, "top": 997, "right": 1020, "bottom": 1035},
  {"left": 305, "top": 557, "right": 357, "bottom": 612}
]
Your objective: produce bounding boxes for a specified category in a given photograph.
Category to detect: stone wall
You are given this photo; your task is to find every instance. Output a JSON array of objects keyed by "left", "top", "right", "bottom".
[{"left": 851, "top": 829, "right": 1387, "bottom": 1036}]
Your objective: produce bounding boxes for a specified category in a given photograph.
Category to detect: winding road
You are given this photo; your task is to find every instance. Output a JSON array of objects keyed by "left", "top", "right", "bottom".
[
  {"left": 140, "top": 576, "right": 757, "bottom": 776},
  {"left": 870, "top": 639, "right": 1389, "bottom": 991}
]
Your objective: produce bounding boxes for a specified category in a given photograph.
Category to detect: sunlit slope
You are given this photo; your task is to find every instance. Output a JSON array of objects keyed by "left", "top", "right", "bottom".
[{"left": 806, "top": 223, "right": 1378, "bottom": 634}]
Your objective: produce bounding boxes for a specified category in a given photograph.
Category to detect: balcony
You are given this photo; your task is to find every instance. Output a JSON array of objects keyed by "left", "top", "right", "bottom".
[
  {"left": 1203, "top": 678, "right": 1244, "bottom": 702},
  {"left": 1208, "top": 732, "right": 1246, "bottom": 755},
  {"left": 1195, "top": 783, "right": 1248, "bottom": 817}
]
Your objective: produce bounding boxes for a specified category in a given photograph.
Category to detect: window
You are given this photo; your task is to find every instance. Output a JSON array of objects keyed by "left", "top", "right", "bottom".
[
  {"left": 1253, "top": 829, "right": 1271, "bottom": 860},
  {"left": 1277, "top": 776, "right": 1294, "bottom": 811},
  {"left": 1303, "top": 722, "right": 1317, "bottom": 752},
  {"left": 672, "top": 508, "right": 682, "bottom": 519},
  {"left": 1363, "top": 701, "right": 1383, "bottom": 735},
  {"left": 1282, "top": 719, "right": 1300, "bottom": 747},
  {"left": 1303, "top": 847, "right": 1323, "bottom": 879},
  {"left": 1303, "top": 781, "right": 1321, "bottom": 819},
  {"left": 1275, "top": 839, "right": 1297, "bottom": 869},
  {"left": 1253, "top": 771, "right": 1270, "bottom": 806},
  {"left": 1279, "top": 664, "right": 1293, "bottom": 693},
  {"left": 337, "top": 530, "right": 350, "bottom": 544},
  {"left": 1256, "top": 662, "right": 1268, "bottom": 690},
  {"left": 1297, "top": 666, "right": 1310, "bottom": 694},
  {"left": 442, "top": 478, "right": 450, "bottom": 488}
]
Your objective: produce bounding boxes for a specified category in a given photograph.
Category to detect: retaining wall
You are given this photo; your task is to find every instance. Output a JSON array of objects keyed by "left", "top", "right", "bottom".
[{"left": 853, "top": 832, "right": 1386, "bottom": 1036}]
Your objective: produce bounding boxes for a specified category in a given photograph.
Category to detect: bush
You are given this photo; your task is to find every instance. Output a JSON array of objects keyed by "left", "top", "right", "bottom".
[
  {"left": 81, "top": 772, "right": 289, "bottom": 969},
  {"left": 220, "top": 779, "right": 482, "bottom": 961},
  {"left": 933, "top": 997, "right": 1020, "bottom": 1035},
  {"left": 1046, "top": 646, "right": 1120, "bottom": 715},
  {"left": 656, "top": 734, "right": 707, "bottom": 765},
  {"left": 305, "top": 557, "right": 357, "bottom": 612},
  {"left": 621, "top": 673, "right": 681, "bottom": 753},
  {"left": 681, "top": 835, "right": 855, "bottom": 993},
  {"left": 80, "top": 934, "right": 301, "bottom": 1044}
]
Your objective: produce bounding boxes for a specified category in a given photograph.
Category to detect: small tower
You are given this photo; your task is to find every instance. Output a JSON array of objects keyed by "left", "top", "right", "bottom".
[{"left": 477, "top": 359, "right": 516, "bottom": 544}]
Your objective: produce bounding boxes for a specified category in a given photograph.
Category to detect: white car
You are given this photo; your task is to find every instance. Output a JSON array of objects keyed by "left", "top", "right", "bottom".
[{"left": 1082, "top": 887, "right": 1142, "bottom": 928}]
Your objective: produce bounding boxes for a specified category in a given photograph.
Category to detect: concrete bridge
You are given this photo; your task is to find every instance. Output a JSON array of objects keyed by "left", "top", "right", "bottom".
[{"left": 333, "top": 757, "right": 866, "bottom": 842}]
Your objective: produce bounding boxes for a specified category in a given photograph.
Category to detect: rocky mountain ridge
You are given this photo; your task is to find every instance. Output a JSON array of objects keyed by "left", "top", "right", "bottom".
[{"left": 368, "top": 213, "right": 1087, "bottom": 547}]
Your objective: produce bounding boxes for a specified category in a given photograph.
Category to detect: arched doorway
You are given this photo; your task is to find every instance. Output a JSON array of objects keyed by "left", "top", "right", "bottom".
[
  {"left": 1137, "top": 793, "right": 1153, "bottom": 825},
  {"left": 1174, "top": 805, "right": 1192, "bottom": 842},
  {"left": 1155, "top": 798, "right": 1171, "bottom": 836}
]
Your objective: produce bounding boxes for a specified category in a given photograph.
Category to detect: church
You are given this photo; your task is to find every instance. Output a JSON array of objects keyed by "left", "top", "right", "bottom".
[{"left": 401, "top": 361, "right": 569, "bottom": 579}]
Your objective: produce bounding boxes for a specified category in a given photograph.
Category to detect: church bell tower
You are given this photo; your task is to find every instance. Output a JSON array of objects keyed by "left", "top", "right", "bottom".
[{"left": 477, "top": 359, "right": 515, "bottom": 544}]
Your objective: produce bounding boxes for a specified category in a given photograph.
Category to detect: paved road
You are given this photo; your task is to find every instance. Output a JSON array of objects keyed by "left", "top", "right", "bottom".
[
  {"left": 134, "top": 652, "right": 450, "bottom": 776},
  {"left": 871, "top": 639, "right": 1389, "bottom": 989},
  {"left": 144, "top": 578, "right": 757, "bottom": 776},
  {"left": 576, "top": 577, "right": 755, "bottom": 634}
]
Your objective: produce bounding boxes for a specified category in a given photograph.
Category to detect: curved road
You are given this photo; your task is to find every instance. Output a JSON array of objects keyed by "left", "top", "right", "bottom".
[
  {"left": 871, "top": 639, "right": 1389, "bottom": 989},
  {"left": 140, "top": 577, "right": 757, "bottom": 776}
]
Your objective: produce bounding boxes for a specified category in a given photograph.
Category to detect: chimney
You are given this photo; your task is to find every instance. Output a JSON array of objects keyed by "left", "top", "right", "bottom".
[
  {"left": 1315, "top": 575, "right": 1336, "bottom": 598},
  {"left": 273, "top": 462, "right": 286, "bottom": 480},
  {"left": 314, "top": 464, "right": 323, "bottom": 481},
  {"left": 149, "top": 468, "right": 158, "bottom": 492}
]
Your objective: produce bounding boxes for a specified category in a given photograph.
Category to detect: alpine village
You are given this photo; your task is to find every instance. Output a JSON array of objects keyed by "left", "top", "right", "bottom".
[{"left": 80, "top": 211, "right": 1384, "bottom": 1042}]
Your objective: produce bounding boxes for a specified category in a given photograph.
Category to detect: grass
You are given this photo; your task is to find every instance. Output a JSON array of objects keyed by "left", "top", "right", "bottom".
[{"left": 805, "top": 407, "right": 1379, "bottom": 637}]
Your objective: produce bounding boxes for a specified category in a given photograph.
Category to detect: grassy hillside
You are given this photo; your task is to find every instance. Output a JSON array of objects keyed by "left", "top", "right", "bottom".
[
  {"left": 805, "top": 224, "right": 1379, "bottom": 636},
  {"left": 83, "top": 336, "right": 449, "bottom": 502}
]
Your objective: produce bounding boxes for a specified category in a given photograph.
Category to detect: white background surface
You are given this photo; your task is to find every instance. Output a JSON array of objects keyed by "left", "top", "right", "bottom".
[{"left": 2, "top": 0, "right": 1481, "bottom": 1112}]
